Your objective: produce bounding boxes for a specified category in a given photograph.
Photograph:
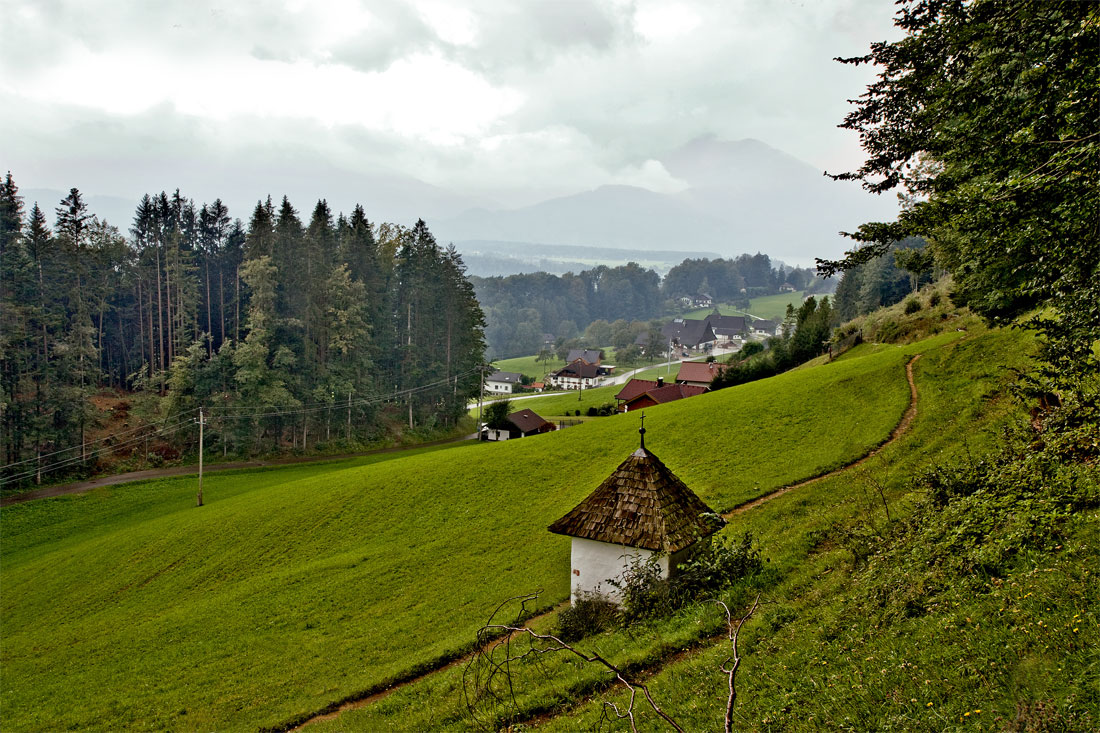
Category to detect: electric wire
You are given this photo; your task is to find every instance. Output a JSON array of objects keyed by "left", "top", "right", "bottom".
[{"left": 1, "top": 367, "right": 485, "bottom": 487}]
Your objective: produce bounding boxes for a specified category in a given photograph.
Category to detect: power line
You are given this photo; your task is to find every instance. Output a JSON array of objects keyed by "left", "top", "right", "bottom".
[
  {"left": 1, "top": 368, "right": 484, "bottom": 487},
  {"left": 0, "top": 408, "right": 200, "bottom": 470}
]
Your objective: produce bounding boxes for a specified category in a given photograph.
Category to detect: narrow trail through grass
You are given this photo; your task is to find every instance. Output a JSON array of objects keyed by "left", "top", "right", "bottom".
[
  {"left": 724, "top": 353, "right": 921, "bottom": 518},
  {"left": 290, "top": 352, "right": 927, "bottom": 731}
]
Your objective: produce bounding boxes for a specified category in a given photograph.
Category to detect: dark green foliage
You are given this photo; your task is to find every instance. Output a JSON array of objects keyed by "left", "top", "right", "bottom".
[
  {"left": 609, "top": 532, "right": 766, "bottom": 624},
  {"left": 820, "top": 0, "right": 1099, "bottom": 388},
  {"left": 738, "top": 341, "right": 764, "bottom": 359},
  {"left": 0, "top": 175, "right": 486, "bottom": 485},
  {"left": 662, "top": 253, "right": 817, "bottom": 302},
  {"left": 832, "top": 238, "right": 929, "bottom": 321},
  {"left": 483, "top": 399, "right": 511, "bottom": 430},
  {"left": 903, "top": 297, "right": 921, "bottom": 315},
  {"left": 712, "top": 297, "right": 836, "bottom": 390},
  {"left": 555, "top": 595, "right": 619, "bottom": 642},
  {"left": 473, "top": 263, "right": 661, "bottom": 359}
]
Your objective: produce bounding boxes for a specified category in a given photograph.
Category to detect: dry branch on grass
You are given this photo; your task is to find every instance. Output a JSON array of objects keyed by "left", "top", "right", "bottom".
[{"left": 463, "top": 591, "right": 761, "bottom": 732}]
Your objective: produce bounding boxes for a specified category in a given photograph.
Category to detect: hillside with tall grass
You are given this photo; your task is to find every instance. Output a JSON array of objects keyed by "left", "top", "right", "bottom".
[{"left": 4, "top": 327, "right": 928, "bottom": 730}]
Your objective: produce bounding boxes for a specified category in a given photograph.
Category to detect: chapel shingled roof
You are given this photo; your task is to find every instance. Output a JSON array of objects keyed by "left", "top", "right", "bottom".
[{"left": 548, "top": 438, "right": 724, "bottom": 552}]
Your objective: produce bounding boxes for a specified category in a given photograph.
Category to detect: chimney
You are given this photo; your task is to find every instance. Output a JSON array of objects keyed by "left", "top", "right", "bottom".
[{"left": 657, "top": 377, "right": 664, "bottom": 387}]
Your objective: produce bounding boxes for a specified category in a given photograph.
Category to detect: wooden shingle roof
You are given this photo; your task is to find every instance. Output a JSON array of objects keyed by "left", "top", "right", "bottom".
[{"left": 548, "top": 444, "right": 724, "bottom": 552}]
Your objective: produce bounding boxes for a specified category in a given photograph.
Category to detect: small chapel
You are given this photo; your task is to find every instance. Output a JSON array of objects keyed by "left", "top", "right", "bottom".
[{"left": 548, "top": 420, "right": 724, "bottom": 605}]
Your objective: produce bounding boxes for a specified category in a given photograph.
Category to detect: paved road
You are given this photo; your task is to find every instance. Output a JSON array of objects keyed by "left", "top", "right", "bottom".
[{"left": 469, "top": 346, "right": 742, "bottom": 411}]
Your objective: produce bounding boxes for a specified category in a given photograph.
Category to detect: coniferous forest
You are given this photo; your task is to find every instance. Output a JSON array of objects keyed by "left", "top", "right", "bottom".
[{"left": 0, "top": 179, "right": 485, "bottom": 484}]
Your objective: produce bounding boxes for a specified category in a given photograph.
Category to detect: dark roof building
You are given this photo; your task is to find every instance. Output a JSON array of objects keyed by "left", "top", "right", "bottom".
[
  {"left": 566, "top": 348, "right": 603, "bottom": 365},
  {"left": 704, "top": 314, "right": 748, "bottom": 339},
  {"left": 507, "top": 409, "right": 554, "bottom": 436},
  {"left": 487, "top": 371, "right": 523, "bottom": 385},
  {"left": 553, "top": 359, "right": 600, "bottom": 380},
  {"left": 661, "top": 318, "right": 716, "bottom": 348}
]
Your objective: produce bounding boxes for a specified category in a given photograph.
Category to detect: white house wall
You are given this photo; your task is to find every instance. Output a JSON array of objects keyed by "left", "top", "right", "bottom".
[{"left": 569, "top": 538, "right": 668, "bottom": 604}]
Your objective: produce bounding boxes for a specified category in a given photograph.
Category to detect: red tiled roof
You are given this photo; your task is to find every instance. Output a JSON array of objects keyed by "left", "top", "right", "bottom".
[
  {"left": 615, "top": 378, "right": 659, "bottom": 402},
  {"left": 675, "top": 361, "right": 725, "bottom": 384},
  {"left": 628, "top": 383, "right": 706, "bottom": 406},
  {"left": 548, "top": 446, "right": 724, "bottom": 552}
]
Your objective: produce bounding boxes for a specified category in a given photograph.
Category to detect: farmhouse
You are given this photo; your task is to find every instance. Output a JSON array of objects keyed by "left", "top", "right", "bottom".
[
  {"left": 675, "top": 361, "right": 725, "bottom": 389},
  {"left": 622, "top": 382, "right": 707, "bottom": 412},
  {"left": 546, "top": 359, "right": 601, "bottom": 390},
  {"left": 750, "top": 319, "right": 782, "bottom": 338},
  {"left": 548, "top": 426, "right": 724, "bottom": 605},
  {"left": 485, "top": 371, "right": 523, "bottom": 394},
  {"left": 661, "top": 318, "right": 716, "bottom": 350},
  {"left": 565, "top": 348, "right": 602, "bottom": 365},
  {"left": 482, "top": 408, "right": 555, "bottom": 441},
  {"left": 614, "top": 378, "right": 661, "bottom": 410},
  {"left": 703, "top": 314, "right": 748, "bottom": 345}
]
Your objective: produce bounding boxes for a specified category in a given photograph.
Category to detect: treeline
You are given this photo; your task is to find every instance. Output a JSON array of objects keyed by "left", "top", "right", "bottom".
[
  {"left": 0, "top": 173, "right": 484, "bottom": 480},
  {"left": 831, "top": 237, "right": 935, "bottom": 322},
  {"left": 662, "top": 253, "right": 825, "bottom": 306},
  {"left": 711, "top": 296, "right": 836, "bottom": 390},
  {"left": 473, "top": 252, "right": 828, "bottom": 359},
  {"left": 471, "top": 263, "right": 662, "bottom": 359}
]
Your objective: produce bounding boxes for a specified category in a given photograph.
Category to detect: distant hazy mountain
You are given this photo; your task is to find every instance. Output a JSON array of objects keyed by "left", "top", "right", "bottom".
[
  {"left": 437, "top": 137, "right": 897, "bottom": 266},
  {"left": 22, "top": 165, "right": 497, "bottom": 234}
]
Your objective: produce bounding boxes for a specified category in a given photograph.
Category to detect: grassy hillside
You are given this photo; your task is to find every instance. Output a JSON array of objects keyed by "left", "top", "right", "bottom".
[
  {"left": 2, "top": 331, "right": 931, "bottom": 730},
  {"left": 303, "top": 324, "right": 1097, "bottom": 732}
]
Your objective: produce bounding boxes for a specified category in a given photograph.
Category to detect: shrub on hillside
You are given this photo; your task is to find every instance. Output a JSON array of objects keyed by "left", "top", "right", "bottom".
[
  {"left": 556, "top": 595, "right": 619, "bottom": 641},
  {"left": 904, "top": 297, "right": 922, "bottom": 314},
  {"left": 608, "top": 531, "right": 766, "bottom": 624}
]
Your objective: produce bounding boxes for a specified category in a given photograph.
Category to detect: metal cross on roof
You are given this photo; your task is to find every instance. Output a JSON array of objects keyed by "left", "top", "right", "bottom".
[{"left": 639, "top": 411, "right": 646, "bottom": 450}]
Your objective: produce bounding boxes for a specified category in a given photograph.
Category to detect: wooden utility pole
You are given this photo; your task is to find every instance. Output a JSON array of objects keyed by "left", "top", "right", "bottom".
[
  {"left": 196, "top": 407, "right": 205, "bottom": 507},
  {"left": 477, "top": 365, "right": 486, "bottom": 439}
]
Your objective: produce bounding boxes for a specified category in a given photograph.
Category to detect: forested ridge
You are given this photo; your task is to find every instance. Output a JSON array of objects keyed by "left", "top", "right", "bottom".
[
  {"left": 0, "top": 177, "right": 484, "bottom": 484},
  {"left": 474, "top": 254, "right": 824, "bottom": 359}
]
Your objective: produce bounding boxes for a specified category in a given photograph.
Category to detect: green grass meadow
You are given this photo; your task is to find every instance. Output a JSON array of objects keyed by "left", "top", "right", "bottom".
[
  {"left": 0, "top": 330, "right": 937, "bottom": 730},
  {"left": 681, "top": 291, "right": 806, "bottom": 322},
  {"left": 303, "top": 324, "right": 1093, "bottom": 733}
]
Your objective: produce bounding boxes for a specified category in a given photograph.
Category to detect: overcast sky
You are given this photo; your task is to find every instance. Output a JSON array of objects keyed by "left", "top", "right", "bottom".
[{"left": 2, "top": 0, "right": 901, "bottom": 220}]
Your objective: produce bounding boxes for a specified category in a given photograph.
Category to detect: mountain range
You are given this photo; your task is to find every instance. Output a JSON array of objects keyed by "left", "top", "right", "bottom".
[
  {"left": 436, "top": 137, "right": 898, "bottom": 267},
  {"left": 20, "top": 137, "right": 895, "bottom": 269}
]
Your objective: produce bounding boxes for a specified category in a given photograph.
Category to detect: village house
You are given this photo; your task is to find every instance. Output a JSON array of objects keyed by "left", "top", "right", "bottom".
[
  {"left": 485, "top": 371, "right": 524, "bottom": 394},
  {"left": 565, "top": 348, "right": 602, "bottom": 365},
  {"left": 621, "top": 382, "right": 707, "bottom": 412},
  {"left": 546, "top": 359, "right": 602, "bottom": 390},
  {"left": 750, "top": 319, "right": 782, "bottom": 338},
  {"left": 614, "top": 377, "right": 661, "bottom": 410},
  {"left": 675, "top": 360, "right": 726, "bottom": 389},
  {"left": 614, "top": 377, "right": 706, "bottom": 412},
  {"left": 548, "top": 425, "right": 724, "bottom": 605},
  {"left": 482, "top": 408, "right": 555, "bottom": 441},
  {"left": 703, "top": 313, "right": 748, "bottom": 346},
  {"left": 661, "top": 318, "right": 717, "bottom": 351}
]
